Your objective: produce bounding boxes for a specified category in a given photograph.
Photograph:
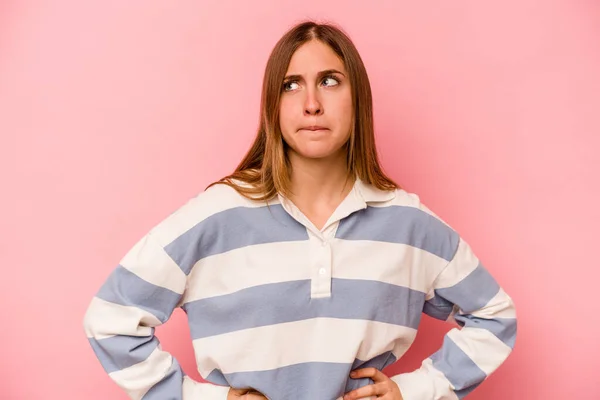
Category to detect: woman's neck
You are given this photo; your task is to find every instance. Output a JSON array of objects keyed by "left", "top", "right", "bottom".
[{"left": 286, "top": 148, "right": 355, "bottom": 206}]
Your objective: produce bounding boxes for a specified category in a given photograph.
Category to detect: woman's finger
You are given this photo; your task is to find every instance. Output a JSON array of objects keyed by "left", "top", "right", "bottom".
[
  {"left": 343, "top": 382, "right": 384, "bottom": 400},
  {"left": 350, "top": 367, "right": 388, "bottom": 382}
]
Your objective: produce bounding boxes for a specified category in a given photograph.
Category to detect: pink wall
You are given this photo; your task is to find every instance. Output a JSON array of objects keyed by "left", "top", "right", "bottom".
[{"left": 2, "top": 1, "right": 599, "bottom": 399}]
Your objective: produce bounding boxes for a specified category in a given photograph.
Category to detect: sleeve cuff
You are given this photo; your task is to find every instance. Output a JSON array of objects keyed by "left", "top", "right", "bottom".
[{"left": 390, "top": 361, "right": 457, "bottom": 400}]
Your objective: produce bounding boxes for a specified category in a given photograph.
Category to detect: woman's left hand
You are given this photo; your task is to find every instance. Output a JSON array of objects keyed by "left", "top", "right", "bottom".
[{"left": 343, "top": 368, "right": 404, "bottom": 400}]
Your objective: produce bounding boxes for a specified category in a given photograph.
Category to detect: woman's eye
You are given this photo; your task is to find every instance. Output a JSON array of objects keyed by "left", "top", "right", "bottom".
[
  {"left": 283, "top": 77, "right": 339, "bottom": 92},
  {"left": 283, "top": 81, "right": 299, "bottom": 91},
  {"left": 323, "top": 76, "right": 339, "bottom": 87}
]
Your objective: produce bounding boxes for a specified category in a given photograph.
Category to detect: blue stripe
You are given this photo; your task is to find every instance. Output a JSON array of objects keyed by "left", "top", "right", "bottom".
[
  {"left": 205, "top": 351, "right": 397, "bottom": 400},
  {"left": 96, "top": 265, "right": 181, "bottom": 323},
  {"left": 183, "top": 279, "right": 425, "bottom": 339},
  {"left": 164, "top": 204, "right": 309, "bottom": 275},
  {"left": 352, "top": 349, "right": 397, "bottom": 371},
  {"left": 435, "top": 263, "right": 500, "bottom": 314},
  {"left": 455, "top": 314, "right": 517, "bottom": 349},
  {"left": 88, "top": 332, "right": 158, "bottom": 373},
  {"left": 423, "top": 294, "right": 455, "bottom": 321},
  {"left": 350, "top": 350, "right": 398, "bottom": 390},
  {"left": 141, "top": 357, "right": 184, "bottom": 400},
  {"left": 336, "top": 205, "right": 459, "bottom": 261},
  {"left": 423, "top": 290, "right": 517, "bottom": 349},
  {"left": 430, "top": 263, "right": 516, "bottom": 348},
  {"left": 430, "top": 336, "right": 487, "bottom": 396}
]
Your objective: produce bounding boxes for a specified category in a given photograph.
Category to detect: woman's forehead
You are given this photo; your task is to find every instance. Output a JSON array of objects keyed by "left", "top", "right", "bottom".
[{"left": 285, "top": 41, "right": 346, "bottom": 75}]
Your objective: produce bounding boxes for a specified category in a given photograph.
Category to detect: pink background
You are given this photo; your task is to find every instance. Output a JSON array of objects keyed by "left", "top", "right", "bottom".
[{"left": 2, "top": 1, "right": 599, "bottom": 399}]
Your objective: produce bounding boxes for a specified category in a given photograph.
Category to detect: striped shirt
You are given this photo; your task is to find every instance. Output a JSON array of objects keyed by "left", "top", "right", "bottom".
[{"left": 83, "top": 177, "right": 517, "bottom": 400}]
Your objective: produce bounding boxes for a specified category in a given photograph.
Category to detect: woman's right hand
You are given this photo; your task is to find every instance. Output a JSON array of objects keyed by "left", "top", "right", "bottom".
[{"left": 227, "top": 388, "right": 268, "bottom": 400}]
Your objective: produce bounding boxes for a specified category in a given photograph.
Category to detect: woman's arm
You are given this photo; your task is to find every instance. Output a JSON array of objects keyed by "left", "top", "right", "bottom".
[
  {"left": 391, "top": 228, "right": 517, "bottom": 399},
  {"left": 83, "top": 231, "right": 231, "bottom": 400}
]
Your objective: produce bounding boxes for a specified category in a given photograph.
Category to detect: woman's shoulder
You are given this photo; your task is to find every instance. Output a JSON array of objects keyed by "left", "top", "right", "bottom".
[
  {"left": 148, "top": 179, "right": 267, "bottom": 245},
  {"left": 178, "top": 179, "right": 266, "bottom": 216},
  {"left": 384, "top": 185, "right": 454, "bottom": 228}
]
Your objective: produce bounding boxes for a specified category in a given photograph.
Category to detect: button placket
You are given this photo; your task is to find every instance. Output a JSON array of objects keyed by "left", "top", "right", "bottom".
[{"left": 310, "top": 236, "right": 332, "bottom": 298}]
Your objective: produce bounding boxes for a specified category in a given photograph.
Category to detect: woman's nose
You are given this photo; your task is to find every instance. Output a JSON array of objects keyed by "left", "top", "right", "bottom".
[{"left": 304, "top": 89, "right": 323, "bottom": 116}]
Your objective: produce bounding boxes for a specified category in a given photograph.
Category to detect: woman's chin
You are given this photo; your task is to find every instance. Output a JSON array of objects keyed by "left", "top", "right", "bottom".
[{"left": 293, "top": 148, "right": 345, "bottom": 161}]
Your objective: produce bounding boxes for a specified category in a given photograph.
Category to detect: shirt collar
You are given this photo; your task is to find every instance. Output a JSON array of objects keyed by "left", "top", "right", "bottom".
[
  {"left": 274, "top": 176, "right": 396, "bottom": 235},
  {"left": 354, "top": 176, "right": 397, "bottom": 204}
]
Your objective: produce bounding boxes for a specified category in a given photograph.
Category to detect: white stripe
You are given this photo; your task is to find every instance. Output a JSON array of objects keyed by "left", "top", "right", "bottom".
[
  {"left": 470, "top": 288, "right": 517, "bottom": 319},
  {"left": 391, "top": 358, "right": 459, "bottom": 400},
  {"left": 447, "top": 327, "right": 512, "bottom": 376},
  {"left": 83, "top": 296, "right": 160, "bottom": 340},
  {"left": 108, "top": 347, "right": 172, "bottom": 400},
  {"left": 183, "top": 239, "right": 445, "bottom": 303},
  {"left": 192, "top": 318, "right": 417, "bottom": 376},
  {"left": 183, "top": 241, "right": 310, "bottom": 303},
  {"left": 119, "top": 232, "right": 186, "bottom": 294},
  {"left": 332, "top": 240, "right": 447, "bottom": 293},
  {"left": 433, "top": 237, "right": 479, "bottom": 289}
]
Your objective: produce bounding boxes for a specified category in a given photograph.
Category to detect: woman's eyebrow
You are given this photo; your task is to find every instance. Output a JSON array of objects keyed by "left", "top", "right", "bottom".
[{"left": 284, "top": 69, "right": 345, "bottom": 81}]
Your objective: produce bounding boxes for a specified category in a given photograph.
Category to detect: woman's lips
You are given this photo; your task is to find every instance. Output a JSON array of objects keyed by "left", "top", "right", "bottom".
[{"left": 300, "top": 126, "right": 328, "bottom": 131}]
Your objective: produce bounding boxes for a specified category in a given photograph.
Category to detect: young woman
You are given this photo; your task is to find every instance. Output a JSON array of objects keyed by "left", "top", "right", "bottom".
[{"left": 83, "top": 20, "right": 517, "bottom": 400}]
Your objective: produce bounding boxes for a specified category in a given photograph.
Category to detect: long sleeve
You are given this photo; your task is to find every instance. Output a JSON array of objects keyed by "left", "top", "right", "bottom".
[
  {"left": 83, "top": 231, "right": 231, "bottom": 400},
  {"left": 390, "top": 233, "right": 518, "bottom": 399}
]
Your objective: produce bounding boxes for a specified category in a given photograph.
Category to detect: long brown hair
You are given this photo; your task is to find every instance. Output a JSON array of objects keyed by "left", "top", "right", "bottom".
[{"left": 207, "top": 20, "right": 399, "bottom": 201}]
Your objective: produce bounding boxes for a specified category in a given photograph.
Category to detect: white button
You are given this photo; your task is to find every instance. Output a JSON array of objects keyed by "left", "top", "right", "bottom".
[
  {"left": 319, "top": 268, "right": 326, "bottom": 275},
  {"left": 321, "top": 241, "right": 328, "bottom": 247}
]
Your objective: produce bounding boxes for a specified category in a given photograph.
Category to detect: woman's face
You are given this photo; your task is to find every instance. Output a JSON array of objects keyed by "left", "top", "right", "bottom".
[{"left": 279, "top": 40, "right": 353, "bottom": 162}]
